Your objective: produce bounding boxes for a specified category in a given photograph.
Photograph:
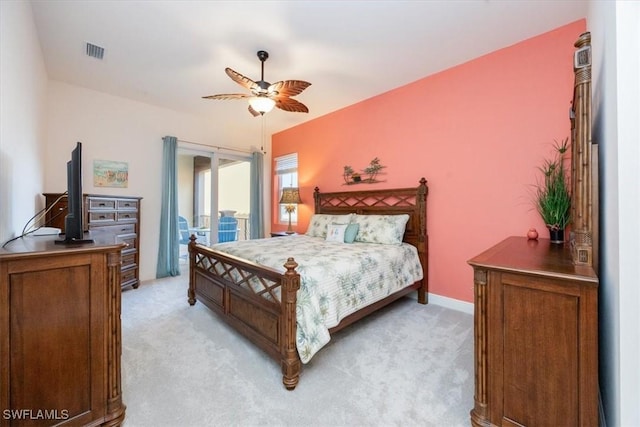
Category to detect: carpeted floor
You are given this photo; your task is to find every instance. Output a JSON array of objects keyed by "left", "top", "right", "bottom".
[{"left": 120, "top": 274, "right": 474, "bottom": 427}]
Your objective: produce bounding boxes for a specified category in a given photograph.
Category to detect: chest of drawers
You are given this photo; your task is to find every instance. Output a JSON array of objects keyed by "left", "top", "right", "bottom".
[{"left": 44, "top": 193, "right": 142, "bottom": 289}]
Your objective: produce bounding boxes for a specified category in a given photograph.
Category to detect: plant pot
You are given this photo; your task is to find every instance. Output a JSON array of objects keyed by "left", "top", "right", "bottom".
[
  {"left": 352, "top": 175, "right": 361, "bottom": 182},
  {"left": 548, "top": 228, "right": 565, "bottom": 244}
]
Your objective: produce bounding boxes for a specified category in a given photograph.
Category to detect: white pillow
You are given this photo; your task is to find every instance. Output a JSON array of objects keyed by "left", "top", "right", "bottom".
[
  {"left": 351, "top": 214, "right": 410, "bottom": 245},
  {"left": 305, "top": 214, "right": 354, "bottom": 238},
  {"left": 325, "top": 223, "right": 348, "bottom": 242}
]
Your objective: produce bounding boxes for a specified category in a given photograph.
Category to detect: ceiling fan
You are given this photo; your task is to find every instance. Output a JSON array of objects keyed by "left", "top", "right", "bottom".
[{"left": 203, "top": 50, "right": 311, "bottom": 117}]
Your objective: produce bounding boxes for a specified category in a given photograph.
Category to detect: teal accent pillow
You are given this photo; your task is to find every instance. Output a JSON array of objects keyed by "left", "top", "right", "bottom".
[{"left": 344, "top": 223, "right": 360, "bottom": 243}]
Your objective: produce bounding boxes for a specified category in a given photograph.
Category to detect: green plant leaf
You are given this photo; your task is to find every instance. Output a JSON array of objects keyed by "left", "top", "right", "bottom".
[{"left": 533, "top": 138, "right": 571, "bottom": 229}]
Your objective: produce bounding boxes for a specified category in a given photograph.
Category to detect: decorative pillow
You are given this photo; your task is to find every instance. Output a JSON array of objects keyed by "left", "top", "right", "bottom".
[
  {"left": 325, "top": 223, "right": 348, "bottom": 242},
  {"left": 352, "top": 214, "right": 410, "bottom": 245},
  {"left": 343, "top": 223, "right": 360, "bottom": 243},
  {"left": 305, "top": 214, "right": 354, "bottom": 238}
]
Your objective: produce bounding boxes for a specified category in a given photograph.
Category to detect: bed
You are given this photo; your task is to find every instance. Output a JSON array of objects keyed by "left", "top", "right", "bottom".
[{"left": 187, "top": 178, "right": 428, "bottom": 390}]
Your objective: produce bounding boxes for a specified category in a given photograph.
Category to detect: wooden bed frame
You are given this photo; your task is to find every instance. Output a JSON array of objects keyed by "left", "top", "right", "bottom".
[{"left": 187, "top": 177, "right": 428, "bottom": 390}]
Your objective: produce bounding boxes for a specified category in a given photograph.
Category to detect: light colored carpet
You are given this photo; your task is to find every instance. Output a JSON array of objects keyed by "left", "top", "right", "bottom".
[{"left": 121, "top": 274, "right": 474, "bottom": 427}]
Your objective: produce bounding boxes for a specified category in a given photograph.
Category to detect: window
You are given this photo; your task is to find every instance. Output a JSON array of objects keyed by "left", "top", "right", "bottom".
[{"left": 274, "top": 153, "right": 298, "bottom": 223}]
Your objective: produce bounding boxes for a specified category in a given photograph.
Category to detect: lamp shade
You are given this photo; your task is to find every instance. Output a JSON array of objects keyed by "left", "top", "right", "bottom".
[
  {"left": 279, "top": 187, "right": 302, "bottom": 204},
  {"left": 248, "top": 96, "right": 276, "bottom": 114}
]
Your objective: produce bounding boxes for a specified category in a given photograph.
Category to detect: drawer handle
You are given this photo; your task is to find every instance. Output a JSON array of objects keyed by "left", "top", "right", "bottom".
[
  {"left": 99, "top": 203, "right": 106, "bottom": 206},
  {"left": 99, "top": 215, "right": 106, "bottom": 219},
  {"left": 123, "top": 203, "right": 131, "bottom": 207},
  {"left": 121, "top": 228, "right": 128, "bottom": 232}
]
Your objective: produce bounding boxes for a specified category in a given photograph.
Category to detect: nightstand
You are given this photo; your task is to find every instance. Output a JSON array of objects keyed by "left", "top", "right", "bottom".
[{"left": 270, "top": 231, "right": 298, "bottom": 237}]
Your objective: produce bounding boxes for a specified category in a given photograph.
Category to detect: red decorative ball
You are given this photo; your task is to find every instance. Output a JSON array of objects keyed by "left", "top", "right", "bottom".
[{"left": 527, "top": 228, "right": 539, "bottom": 240}]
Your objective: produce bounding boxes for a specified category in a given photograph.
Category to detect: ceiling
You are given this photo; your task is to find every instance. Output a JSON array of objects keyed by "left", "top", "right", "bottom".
[{"left": 30, "top": 0, "right": 587, "bottom": 147}]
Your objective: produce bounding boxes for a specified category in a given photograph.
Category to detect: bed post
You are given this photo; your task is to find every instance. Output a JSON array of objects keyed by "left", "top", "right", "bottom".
[
  {"left": 281, "top": 257, "right": 301, "bottom": 390},
  {"left": 417, "top": 177, "right": 428, "bottom": 304},
  {"left": 187, "top": 234, "right": 197, "bottom": 306},
  {"left": 313, "top": 186, "right": 321, "bottom": 212}
]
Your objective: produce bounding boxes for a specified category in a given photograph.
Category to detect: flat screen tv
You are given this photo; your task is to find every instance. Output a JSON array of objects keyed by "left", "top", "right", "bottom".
[{"left": 56, "top": 142, "right": 93, "bottom": 244}]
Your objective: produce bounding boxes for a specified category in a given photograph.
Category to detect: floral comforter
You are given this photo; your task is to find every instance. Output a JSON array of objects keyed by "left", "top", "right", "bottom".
[{"left": 209, "top": 234, "right": 423, "bottom": 363}]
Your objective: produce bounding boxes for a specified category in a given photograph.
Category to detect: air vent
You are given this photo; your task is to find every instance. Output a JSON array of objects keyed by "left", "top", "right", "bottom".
[{"left": 85, "top": 42, "right": 105, "bottom": 60}]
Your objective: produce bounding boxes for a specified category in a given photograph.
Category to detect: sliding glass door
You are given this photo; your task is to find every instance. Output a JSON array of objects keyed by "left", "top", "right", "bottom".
[{"left": 177, "top": 146, "right": 251, "bottom": 257}]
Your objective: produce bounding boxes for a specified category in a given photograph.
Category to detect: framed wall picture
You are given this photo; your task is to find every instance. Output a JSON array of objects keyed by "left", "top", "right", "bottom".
[{"left": 93, "top": 159, "right": 129, "bottom": 188}]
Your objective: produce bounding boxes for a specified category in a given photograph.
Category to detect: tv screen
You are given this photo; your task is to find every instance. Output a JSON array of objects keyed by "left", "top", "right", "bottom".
[{"left": 56, "top": 142, "right": 93, "bottom": 244}]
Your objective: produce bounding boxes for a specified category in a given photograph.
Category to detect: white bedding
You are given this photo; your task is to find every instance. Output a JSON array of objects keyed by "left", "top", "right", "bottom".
[{"left": 209, "top": 234, "right": 423, "bottom": 363}]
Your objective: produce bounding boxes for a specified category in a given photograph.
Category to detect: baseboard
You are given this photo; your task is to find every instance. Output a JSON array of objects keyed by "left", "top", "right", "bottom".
[{"left": 428, "top": 293, "right": 474, "bottom": 315}]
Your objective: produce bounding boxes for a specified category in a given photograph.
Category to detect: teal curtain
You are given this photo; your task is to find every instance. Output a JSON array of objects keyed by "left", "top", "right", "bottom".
[
  {"left": 249, "top": 151, "right": 264, "bottom": 239},
  {"left": 156, "top": 136, "right": 181, "bottom": 277}
]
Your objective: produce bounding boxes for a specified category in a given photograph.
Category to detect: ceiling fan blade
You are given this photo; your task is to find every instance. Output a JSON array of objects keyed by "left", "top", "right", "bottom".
[
  {"left": 202, "top": 93, "right": 251, "bottom": 100},
  {"left": 275, "top": 97, "right": 309, "bottom": 113},
  {"left": 268, "top": 80, "right": 311, "bottom": 97},
  {"left": 248, "top": 105, "right": 261, "bottom": 117},
  {"left": 225, "top": 68, "right": 259, "bottom": 92}
]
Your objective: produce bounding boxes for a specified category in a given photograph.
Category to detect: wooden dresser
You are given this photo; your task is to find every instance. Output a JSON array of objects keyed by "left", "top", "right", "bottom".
[
  {"left": 43, "top": 193, "right": 142, "bottom": 289},
  {"left": 468, "top": 236, "right": 598, "bottom": 427},
  {"left": 0, "top": 234, "right": 126, "bottom": 426}
]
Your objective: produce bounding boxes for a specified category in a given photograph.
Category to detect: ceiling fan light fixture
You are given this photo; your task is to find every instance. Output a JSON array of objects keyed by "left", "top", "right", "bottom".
[
  {"left": 249, "top": 96, "right": 275, "bottom": 114},
  {"left": 203, "top": 50, "right": 310, "bottom": 117}
]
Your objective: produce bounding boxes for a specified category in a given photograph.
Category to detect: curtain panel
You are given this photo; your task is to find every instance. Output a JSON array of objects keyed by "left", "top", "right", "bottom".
[
  {"left": 156, "top": 136, "right": 181, "bottom": 277},
  {"left": 250, "top": 151, "right": 264, "bottom": 239}
]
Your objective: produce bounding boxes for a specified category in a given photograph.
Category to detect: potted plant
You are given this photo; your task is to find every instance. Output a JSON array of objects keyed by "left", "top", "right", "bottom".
[{"left": 533, "top": 138, "right": 571, "bottom": 243}]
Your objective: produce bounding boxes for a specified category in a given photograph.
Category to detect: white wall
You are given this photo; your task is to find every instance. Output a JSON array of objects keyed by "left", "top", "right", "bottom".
[
  {"left": 0, "top": 1, "right": 48, "bottom": 243},
  {"left": 588, "top": 1, "right": 640, "bottom": 426},
  {"left": 43, "top": 81, "right": 268, "bottom": 281}
]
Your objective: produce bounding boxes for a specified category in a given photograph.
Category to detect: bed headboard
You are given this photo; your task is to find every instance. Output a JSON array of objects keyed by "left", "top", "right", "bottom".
[{"left": 313, "top": 177, "right": 428, "bottom": 259}]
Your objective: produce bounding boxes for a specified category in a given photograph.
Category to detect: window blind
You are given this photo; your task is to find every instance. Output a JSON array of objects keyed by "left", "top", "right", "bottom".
[{"left": 275, "top": 153, "right": 298, "bottom": 175}]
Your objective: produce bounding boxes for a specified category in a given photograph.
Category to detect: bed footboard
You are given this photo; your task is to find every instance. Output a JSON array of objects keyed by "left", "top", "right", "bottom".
[{"left": 187, "top": 236, "right": 302, "bottom": 389}]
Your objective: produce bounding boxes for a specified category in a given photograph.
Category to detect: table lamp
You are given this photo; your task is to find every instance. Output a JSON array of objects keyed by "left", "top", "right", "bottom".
[{"left": 279, "top": 187, "right": 302, "bottom": 234}]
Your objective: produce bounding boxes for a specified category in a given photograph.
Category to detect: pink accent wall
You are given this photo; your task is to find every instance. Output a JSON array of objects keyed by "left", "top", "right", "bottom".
[{"left": 272, "top": 20, "right": 586, "bottom": 303}]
